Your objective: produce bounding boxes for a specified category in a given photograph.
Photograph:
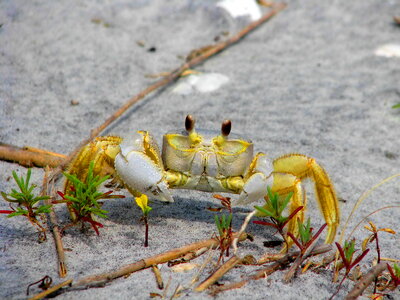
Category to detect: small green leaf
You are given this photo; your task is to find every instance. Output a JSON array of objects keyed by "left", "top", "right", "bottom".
[
  {"left": 392, "top": 103, "right": 400, "bottom": 109},
  {"left": 254, "top": 205, "right": 274, "bottom": 218}
]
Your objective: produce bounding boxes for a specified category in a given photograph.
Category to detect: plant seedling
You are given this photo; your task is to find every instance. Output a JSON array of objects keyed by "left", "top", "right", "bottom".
[
  {"left": 287, "top": 218, "right": 327, "bottom": 255},
  {"left": 213, "top": 195, "right": 233, "bottom": 263},
  {"left": 392, "top": 103, "right": 400, "bottom": 109},
  {"left": 362, "top": 221, "right": 396, "bottom": 293},
  {"left": 57, "top": 161, "right": 124, "bottom": 235},
  {"left": 253, "top": 186, "right": 302, "bottom": 250},
  {"left": 0, "top": 169, "right": 51, "bottom": 242},
  {"left": 135, "top": 194, "right": 152, "bottom": 247},
  {"left": 386, "top": 263, "right": 400, "bottom": 290},
  {"left": 330, "top": 239, "right": 370, "bottom": 300},
  {"left": 283, "top": 218, "right": 327, "bottom": 282}
]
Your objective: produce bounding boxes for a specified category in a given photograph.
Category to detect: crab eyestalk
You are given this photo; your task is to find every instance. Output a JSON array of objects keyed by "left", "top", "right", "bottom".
[
  {"left": 214, "top": 119, "right": 232, "bottom": 147},
  {"left": 185, "top": 114, "right": 202, "bottom": 145},
  {"left": 221, "top": 119, "right": 232, "bottom": 137}
]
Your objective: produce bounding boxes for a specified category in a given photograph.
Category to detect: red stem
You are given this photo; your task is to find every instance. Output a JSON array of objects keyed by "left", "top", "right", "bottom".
[{"left": 144, "top": 216, "right": 149, "bottom": 247}]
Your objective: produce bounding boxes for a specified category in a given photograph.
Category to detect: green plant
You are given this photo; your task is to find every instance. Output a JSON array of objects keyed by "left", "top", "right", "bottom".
[
  {"left": 387, "top": 263, "right": 400, "bottom": 290},
  {"left": 0, "top": 169, "right": 51, "bottom": 241},
  {"left": 213, "top": 195, "right": 233, "bottom": 263},
  {"left": 392, "top": 103, "right": 400, "bottom": 109},
  {"left": 287, "top": 218, "right": 327, "bottom": 254},
  {"left": 330, "top": 239, "right": 370, "bottom": 299},
  {"left": 253, "top": 187, "right": 302, "bottom": 249},
  {"left": 57, "top": 161, "right": 124, "bottom": 235},
  {"left": 362, "top": 221, "right": 396, "bottom": 293}
]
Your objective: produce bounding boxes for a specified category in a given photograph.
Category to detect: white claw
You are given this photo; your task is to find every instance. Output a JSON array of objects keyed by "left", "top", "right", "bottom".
[
  {"left": 115, "top": 133, "right": 174, "bottom": 202},
  {"left": 237, "top": 173, "right": 270, "bottom": 205},
  {"left": 237, "top": 153, "right": 273, "bottom": 205}
]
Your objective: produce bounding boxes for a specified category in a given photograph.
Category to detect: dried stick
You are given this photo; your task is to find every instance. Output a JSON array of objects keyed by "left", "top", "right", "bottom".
[
  {"left": 0, "top": 143, "right": 66, "bottom": 168},
  {"left": 72, "top": 232, "right": 248, "bottom": 288},
  {"left": 152, "top": 265, "right": 164, "bottom": 289},
  {"left": 195, "top": 255, "right": 242, "bottom": 292},
  {"left": 28, "top": 279, "right": 72, "bottom": 300},
  {"left": 344, "top": 262, "right": 387, "bottom": 300},
  {"left": 42, "top": 167, "right": 68, "bottom": 278},
  {"left": 211, "top": 244, "right": 332, "bottom": 295},
  {"left": 233, "top": 210, "right": 257, "bottom": 254}
]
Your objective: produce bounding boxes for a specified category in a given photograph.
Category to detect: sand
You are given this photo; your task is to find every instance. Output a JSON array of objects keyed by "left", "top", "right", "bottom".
[{"left": 1, "top": 0, "right": 399, "bottom": 299}]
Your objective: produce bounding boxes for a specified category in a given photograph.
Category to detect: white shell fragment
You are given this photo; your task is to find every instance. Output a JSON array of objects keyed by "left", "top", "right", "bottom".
[
  {"left": 170, "top": 263, "right": 199, "bottom": 273},
  {"left": 172, "top": 73, "right": 229, "bottom": 95},
  {"left": 217, "top": 0, "right": 262, "bottom": 21},
  {"left": 375, "top": 44, "right": 400, "bottom": 58}
]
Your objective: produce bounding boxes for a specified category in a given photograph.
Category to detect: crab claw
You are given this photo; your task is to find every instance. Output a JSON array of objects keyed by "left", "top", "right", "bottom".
[
  {"left": 115, "top": 131, "right": 174, "bottom": 202},
  {"left": 236, "top": 153, "right": 273, "bottom": 205}
]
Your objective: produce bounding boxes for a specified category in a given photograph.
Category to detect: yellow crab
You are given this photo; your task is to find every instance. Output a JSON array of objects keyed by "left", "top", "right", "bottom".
[{"left": 65, "top": 115, "right": 340, "bottom": 243}]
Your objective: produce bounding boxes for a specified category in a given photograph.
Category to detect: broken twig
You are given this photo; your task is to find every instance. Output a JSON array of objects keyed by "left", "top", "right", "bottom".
[
  {"left": 344, "top": 262, "right": 387, "bottom": 300},
  {"left": 72, "top": 233, "right": 248, "bottom": 289},
  {"left": 195, "top": 255, "right": 242, "bottom": 292},
  {"left": 28, "top": 279, "right": 72, "bottom": 300},
  {"left": 0, "top": 143, "right": 66, "bottom": 168},
  {"left": 211, "top": 244, "right": 332, "bottom": 295}
]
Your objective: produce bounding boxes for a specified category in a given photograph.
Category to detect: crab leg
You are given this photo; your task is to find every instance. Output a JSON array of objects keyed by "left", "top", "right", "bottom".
[
  {"left": 273, "top": 154, "right": 339, "bottom": 243},
  {"left": 270, "top": 172, "right": 305, "bottom": 240}
]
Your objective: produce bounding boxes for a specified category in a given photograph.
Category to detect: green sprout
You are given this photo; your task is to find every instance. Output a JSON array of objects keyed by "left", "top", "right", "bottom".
[
  {"left": 213, "top": 195, "right": 233, "bottom": 263},
  {"left": 392, "top": 103, "right": 400, "bottom": 109},
  {"left": 387, "top": 263, "right": 400, "bottom": 290},
  {"left": 362, "top": 221, "right": 396, "bottom": 293},
  {"left": 287, "top": 218, "right": 327, "bottom": 254},
  {"left": 253, "top": 186, "right": 302, "bottom": 250},
  {"left": 135, "top": 194, "right": 152, "bottom": 247},
  {"left": 330, "top": 239, "right": 370, "bottom": 300},
  {"left": 57, "top": 161, "right": 124, "bottom": 235},
  {"left": 0, "top": 169, "right": 51, "bottom": 242}
]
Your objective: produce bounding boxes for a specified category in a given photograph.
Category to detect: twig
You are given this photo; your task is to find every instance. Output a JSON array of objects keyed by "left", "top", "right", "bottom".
[
  {"left": 195, "top": 255, "right": 242, "bottom": 292},
  {"left": 152, "top": 265, "right": 164, "bottom": 290},
  {"left": 211, "top": 244, "right": 332, "bottom": 295},
  {"left": 0, "top": 143, "right": 66, "bottom": 168},
  {"left": 190, "top": 248, "right": 216, "bottom": 287},
  {"left": 283, "top": 225, "right": 326, "bottom": 282},
  {"left": 72, "top": 232, "right": 248, "bottom": 288},
  {"left": 28, "top": 279, "right": 72, "bottom": 300},
  {"left": 233, "top": 210, "right": 257, "bottom": 254},
  {"left": 42, "top": 167, "right": 67, "bottom": 278},
  {"left": 344, "top": 262, "right": 387, "bottom": 300}
]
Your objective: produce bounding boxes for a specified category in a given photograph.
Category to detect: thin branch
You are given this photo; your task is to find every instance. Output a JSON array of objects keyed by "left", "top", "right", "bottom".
[
  {"left": 0, "top": 143, "right": 66, "bottom": 168},
  {"left": 28, "top": 279, "right": 72, "bottom": 300},
  {"left": 151, "top": 265, "right": 164, "bottom": 290},
  {"left": 72, "top": 232, "right": 248, "bottom": 289},
  {"left": 195, "top": 255, "right": 242, "bottom": 292},
  {"left": 233, "top": 209, "right": 257, "bottom": 254},
  {"left": 42, "top": 167, "right": 67, "bottom": 278},
  {"left": 211, "top": 244, "right": 332, "bottom": 295},
  {"left": 344, "top": 262, "right": 387, "bottom": 300}
]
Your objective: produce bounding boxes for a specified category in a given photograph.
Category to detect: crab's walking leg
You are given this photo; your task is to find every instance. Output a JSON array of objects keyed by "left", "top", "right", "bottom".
[
  {"left": 273, "top": 154, "right": 339, "bottom": 243},
  {"left": 64, "top": 136, "right": 123, "bottom": 220},
  {"left": 65, "top": 136, "right": 123, "bottom": 191},
  {"left": 270, "top": 172, "right": 305, "bottom": 240}
]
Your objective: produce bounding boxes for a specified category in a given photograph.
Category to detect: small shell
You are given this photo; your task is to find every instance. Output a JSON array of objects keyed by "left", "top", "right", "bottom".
[{"left": 170, "top": 263, "right": 199, "bottom": 273}]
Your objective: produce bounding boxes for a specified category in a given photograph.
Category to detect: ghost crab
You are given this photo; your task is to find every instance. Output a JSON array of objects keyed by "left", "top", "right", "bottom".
[{"left": 65, "top": 115, "right": 340, "bottom": 243}]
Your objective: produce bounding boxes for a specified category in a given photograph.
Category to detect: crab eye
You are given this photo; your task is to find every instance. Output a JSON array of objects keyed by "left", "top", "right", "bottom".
[
  {"left": 185, "top": 115, "right": 195, "bottom": 132},
  {"left": 221, "top": 119, "right": 231, "bottom": 137}
]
